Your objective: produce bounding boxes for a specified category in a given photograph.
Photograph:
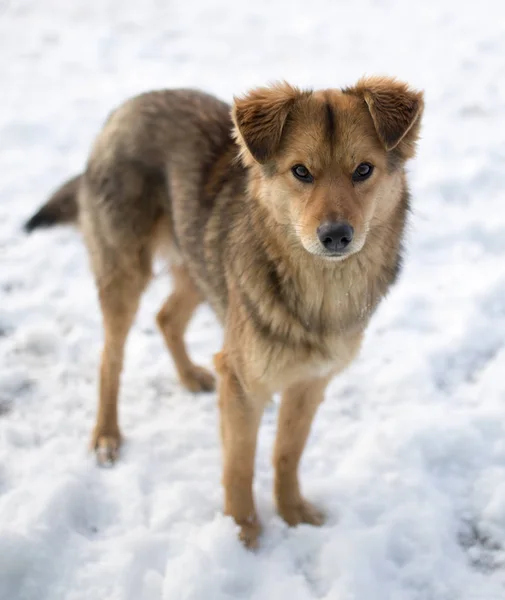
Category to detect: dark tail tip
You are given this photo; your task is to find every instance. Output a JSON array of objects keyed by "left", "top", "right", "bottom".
[
  {"left": 24, "top": 209, "right": 58, "bottom": 233},
  {"left": 23, "top": 174, "right": 81, "bottom": 234}
]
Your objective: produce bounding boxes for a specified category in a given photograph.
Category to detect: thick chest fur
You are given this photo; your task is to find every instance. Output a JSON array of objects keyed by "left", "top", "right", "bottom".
[
  {"left": 226, "top": 232, "right": 402, "bottom": 391},
  {"left": 255, "top": 282, "right": 368, "bottom": 386}
]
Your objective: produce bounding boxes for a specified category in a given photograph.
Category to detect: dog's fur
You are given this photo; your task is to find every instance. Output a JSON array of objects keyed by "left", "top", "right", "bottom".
[{"left": 25, "top": 77, "right": 424, "bottom": 547}]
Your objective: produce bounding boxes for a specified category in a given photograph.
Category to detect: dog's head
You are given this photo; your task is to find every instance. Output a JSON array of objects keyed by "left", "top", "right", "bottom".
[{"left": 232, "top": 77, "right": 424, "bottom": 260}]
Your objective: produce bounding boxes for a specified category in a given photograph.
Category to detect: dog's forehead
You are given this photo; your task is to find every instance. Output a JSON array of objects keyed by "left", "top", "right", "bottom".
[{"left": 286, "top": 89, "right": 382, "bottom": 164}]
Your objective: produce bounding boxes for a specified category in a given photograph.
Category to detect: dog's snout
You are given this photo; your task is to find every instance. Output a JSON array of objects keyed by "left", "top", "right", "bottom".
[{"left": 317, "top": 221, "right": 354, "bottom": 253}]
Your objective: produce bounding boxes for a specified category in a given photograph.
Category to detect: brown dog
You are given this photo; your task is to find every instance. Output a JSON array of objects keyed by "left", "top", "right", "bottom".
[{"left": 25, "top": 77, "right": 424, "bottom": 547}]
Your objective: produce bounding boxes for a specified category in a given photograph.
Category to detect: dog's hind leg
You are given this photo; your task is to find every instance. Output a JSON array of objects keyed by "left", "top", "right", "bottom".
[
  {"left": 91, "top": 255, "right": 151, "bottom": 466},
  {"left": 156, "top": 265, "right": 215, "bottom": 392}
]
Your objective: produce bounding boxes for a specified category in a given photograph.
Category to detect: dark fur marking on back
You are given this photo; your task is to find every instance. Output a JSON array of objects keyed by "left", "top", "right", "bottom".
[{"left": 200, "top": 116, "right": 239, "bottom": 206}]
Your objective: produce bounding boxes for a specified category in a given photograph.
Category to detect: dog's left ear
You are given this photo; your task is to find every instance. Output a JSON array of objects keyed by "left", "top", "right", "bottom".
[
  {"left": 232, "top": 83, "right": 302, "bottom": 164},
  {"left": 350, "top": 77, "right": 424, "bottom": 154}
]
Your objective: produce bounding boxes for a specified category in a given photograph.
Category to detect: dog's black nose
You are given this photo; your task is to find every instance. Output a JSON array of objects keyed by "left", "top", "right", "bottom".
[{"left": 317, "top": 221, "right": 354, "bottom": 253}]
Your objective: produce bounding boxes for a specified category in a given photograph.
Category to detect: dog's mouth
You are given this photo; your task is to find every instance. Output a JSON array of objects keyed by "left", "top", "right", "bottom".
[
  {"left": 320, "top": 245, "right": 363, "bottom": 261},
  {"left": 320, "top": 249, "right": 356, "bottom": 261}
]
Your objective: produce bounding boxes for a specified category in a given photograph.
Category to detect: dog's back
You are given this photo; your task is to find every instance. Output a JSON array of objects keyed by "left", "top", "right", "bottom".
[
  {"left": 28, "top": 89, "right": 244, "bottom": 317},
  {"left": 81, "top": 89, "right": 239, "bottom": 285}
]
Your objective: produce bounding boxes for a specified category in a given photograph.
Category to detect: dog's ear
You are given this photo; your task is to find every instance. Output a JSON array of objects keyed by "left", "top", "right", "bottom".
[
  {"left": 232, "top": 83, "right": 301, "bottom": 164},
  {"left": 349, "top": 77, "right": 424, "bottom": 153}
]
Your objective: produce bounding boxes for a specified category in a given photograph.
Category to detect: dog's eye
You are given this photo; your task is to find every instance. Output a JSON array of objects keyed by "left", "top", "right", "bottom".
[
  {"left": 292, "top": 164, "right": 314, "bottom": 183},
  {"left": 352, "top": 163, "right": 374, "bottom": 182}
]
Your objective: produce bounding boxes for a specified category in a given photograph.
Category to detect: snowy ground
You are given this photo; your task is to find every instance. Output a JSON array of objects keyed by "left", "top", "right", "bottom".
[{"left": 1, "top": 0, "right": 505, "bottom": 598}]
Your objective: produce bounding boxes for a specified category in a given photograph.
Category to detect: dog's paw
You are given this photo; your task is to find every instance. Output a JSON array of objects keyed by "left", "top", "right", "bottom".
[
  {"left": 237, "top": 515, "right": 262, "bottom": 550},
  {"left": 91, "top": 430, "right": 122, "bottom": 467},
  {"left": 277, "top": 498, "right": 325, "bottom": 527},
  {"left": 181, "top": 365, "right": 216, "bottom": 393}
]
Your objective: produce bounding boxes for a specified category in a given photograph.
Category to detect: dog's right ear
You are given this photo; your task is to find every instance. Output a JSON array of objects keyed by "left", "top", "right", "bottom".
[{"left": 232, "top": 83, "right": 301, "bottom": 164}]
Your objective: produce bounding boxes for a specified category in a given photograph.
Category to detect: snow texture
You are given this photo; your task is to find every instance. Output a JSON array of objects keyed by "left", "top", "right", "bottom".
[{"left": 1, "top": 0, "right": 505, "bottom": 598}]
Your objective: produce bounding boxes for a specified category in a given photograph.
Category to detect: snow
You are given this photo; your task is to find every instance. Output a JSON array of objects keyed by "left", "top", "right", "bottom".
[{"left": 1, "top": 0, "right": 505, "bottom": 597}]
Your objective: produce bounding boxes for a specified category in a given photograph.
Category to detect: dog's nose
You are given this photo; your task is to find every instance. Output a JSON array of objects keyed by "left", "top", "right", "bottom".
[{"left": 317, "top": 221, "right": 354, "bottom": 253}]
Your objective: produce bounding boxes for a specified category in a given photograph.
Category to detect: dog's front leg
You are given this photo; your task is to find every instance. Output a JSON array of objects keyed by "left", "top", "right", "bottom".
[
  {"left": 273, "top": 375, "right": 332, "bottom": 527},
  {"left": 214, "top": 351, "right": 267, "bottom": 549}
]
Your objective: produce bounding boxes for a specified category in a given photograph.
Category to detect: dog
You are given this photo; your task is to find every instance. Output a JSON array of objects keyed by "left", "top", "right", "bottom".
[{"left": 25, "top": 77, "right": 424, "bottom": 547}]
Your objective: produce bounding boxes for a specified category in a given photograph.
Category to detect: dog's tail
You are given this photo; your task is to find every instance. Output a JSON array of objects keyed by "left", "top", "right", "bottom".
[{"left": 24, "top": 174, "right": 82, "bottom": 233}]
